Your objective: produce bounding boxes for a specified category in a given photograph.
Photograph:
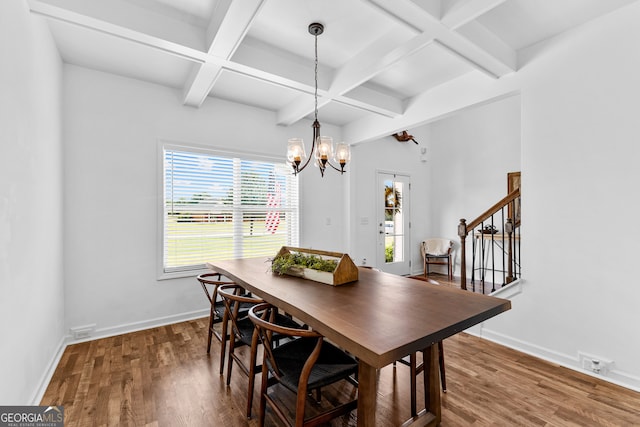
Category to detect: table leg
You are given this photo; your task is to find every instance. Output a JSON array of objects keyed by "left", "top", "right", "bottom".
[
  {"left": 357, "top": 360, "right": 377, "bottom": 427},
  {"left": 423, "top": 344, "right": 442, "bottom": 423}
]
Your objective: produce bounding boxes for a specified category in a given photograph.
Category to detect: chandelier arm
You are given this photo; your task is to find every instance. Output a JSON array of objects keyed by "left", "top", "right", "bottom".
[
  {"left": 325, "top": 161, "right": 343, "bottom": 172},
  {"left": 295, "top": 135, "right": 315, "bottom": 174}
]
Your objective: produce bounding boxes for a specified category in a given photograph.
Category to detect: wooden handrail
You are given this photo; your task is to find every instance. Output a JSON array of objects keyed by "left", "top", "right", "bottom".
[
  {"left": 466, "top": 188, "right": 520, "bottom": 231},
  {"left": 458, "top": 188, "right": 521, "bottom": 291}
]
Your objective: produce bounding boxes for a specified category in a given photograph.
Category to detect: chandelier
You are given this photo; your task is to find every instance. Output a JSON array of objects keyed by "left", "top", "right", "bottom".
[{"left": 287, "top": 23, "right": 351, "bottom": 177}]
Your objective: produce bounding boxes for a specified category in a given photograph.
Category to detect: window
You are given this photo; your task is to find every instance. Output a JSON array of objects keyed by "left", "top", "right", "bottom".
[{"left": 162, "top": 145, "right": 299, "bottom": 274}]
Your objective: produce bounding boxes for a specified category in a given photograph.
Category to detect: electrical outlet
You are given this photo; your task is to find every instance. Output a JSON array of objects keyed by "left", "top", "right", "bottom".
[{"left": 578, "top": 351, "right": 613, "bottom": 375}]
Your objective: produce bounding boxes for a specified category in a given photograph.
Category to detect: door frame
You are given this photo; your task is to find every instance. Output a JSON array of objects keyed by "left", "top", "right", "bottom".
[{"left": 376, "top": 170, "right": 411, "bottom": 275}]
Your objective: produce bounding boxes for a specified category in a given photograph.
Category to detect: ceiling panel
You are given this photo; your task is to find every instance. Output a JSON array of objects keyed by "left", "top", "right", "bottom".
[
  {"left": 368, "top": 42, "right": 476, "bottom": 100},
  {"left": 305, "top": 101, "right": 370, "bottom": 128},
  {"left": 123, "top": 0, "right": 215, "bottom": 28},
  {"left": 48, "top": 20, "right": 195, "bottom": 89},
  {"left": 247, "top": 0, "right": 414, "bottom": 68},
  {"left": 209, "top": 69, "right": 304, "bottom": 112}
]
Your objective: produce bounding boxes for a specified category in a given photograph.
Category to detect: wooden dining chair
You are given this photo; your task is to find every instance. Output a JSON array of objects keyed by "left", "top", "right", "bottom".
[
  {"left": 218, "top": 285, "right": 303, "bottom": 419},
  {"left": 218, "top": 284, "right": 265, "bottom": 419},
  {"left": 396, "top": 342, "right": 447, "bottom": 417},
  {"left": 249, "top": 303, "right": 359, "bottom": 427},
  {"left": 196, "top": 272, "right": 235, "bottom": 353}
]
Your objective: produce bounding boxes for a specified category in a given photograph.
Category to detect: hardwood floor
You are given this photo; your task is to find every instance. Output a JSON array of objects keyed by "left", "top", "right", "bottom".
[{"left": 41, "top": 317, "right": 640, "bottom": 426}]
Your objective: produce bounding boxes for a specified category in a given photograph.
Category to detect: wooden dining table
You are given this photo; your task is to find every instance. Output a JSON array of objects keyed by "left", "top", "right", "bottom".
[{"left": 208, "top": 257, "right": 511, "bottom": 426}]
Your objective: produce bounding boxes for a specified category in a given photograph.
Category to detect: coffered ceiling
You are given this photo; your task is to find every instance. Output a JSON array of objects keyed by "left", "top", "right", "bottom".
[{"left": 29, "top": 0, "right": 637, "bottom": 142}]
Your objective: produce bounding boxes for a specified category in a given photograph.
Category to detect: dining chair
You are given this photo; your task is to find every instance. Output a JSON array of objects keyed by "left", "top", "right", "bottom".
[
  {"left": 396, "top": 342, "right": 447, "bottom": 416},
  {"left": 196, "top": 272, "right": 235, "bottom": 353},
  {"left": 249, "top": 302, "right": 359, "bottom": 427},
  {"left": 218, "top": 284, "right": 265, "bottom": 419},
  {"left": 218, "top": 284, "right": 303, "bottom": 419}
]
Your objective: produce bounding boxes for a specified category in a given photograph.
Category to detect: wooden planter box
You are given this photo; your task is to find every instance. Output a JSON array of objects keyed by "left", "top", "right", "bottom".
[{"left": 273, "top": 246, "right": 359, "bottom": 286}]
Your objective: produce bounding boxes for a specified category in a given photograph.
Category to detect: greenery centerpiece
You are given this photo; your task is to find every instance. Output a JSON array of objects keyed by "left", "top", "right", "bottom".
[{"left": 271, "top": 246, "right": 359, "bottom": 286}]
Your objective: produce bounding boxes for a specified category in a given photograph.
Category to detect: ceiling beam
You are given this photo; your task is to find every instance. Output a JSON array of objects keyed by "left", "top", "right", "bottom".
[
  {"left": 343, "top": 71, "right": 520, "bottom": 145},
  {"left": 183, "top": 0, "right": 265, "bottom": 107},
  {"left": 367, "top": 0, "right": 516, "bottom": 77},
  {"left": 335, "top": 86, "right": 404, "bottom": 118}
]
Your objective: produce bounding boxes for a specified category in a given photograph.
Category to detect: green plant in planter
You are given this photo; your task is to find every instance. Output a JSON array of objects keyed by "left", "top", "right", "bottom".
[{"left": 272, "top": 252, "right": 338, "bottom": 275}]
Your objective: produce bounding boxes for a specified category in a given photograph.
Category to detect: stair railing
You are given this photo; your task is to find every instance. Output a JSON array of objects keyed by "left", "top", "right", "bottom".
[{"left": 458, "top": 188, "right": 520, "bottom": 293}]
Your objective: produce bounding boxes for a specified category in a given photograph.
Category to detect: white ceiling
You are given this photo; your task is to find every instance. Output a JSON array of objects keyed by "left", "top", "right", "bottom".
[{"left": 30, "top": 0, "right": 638, "bottom": 139}]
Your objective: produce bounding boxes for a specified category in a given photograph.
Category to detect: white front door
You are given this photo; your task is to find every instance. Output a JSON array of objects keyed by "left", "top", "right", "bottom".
[{"left": 376, "top": 172, "right": 411, "bottom": 275}]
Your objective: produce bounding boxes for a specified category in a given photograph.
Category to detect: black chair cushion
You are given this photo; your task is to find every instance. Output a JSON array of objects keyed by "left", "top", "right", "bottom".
[
  {"left": 213, "top": 300, "right": 253, "bottom": 320},
  {"left": 236, "top": 313, "right": 303, "bottom": 346},
  {"left": 270, "top": 337, "right": 358, "bottom": 393}
]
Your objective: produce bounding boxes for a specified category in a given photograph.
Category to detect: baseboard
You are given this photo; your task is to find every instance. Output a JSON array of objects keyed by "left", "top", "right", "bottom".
[
  {"left": 32, "top": 308, "right": 209, "bottom": 405},
  {"left": 30, "top": 335, "right": 67, "bottom": 405},
  {"left": 466, "top": 325, "right": 640, "bottom": 393},
  {"left": 65, "top": 308, "right": 209, "bottom": 345}
]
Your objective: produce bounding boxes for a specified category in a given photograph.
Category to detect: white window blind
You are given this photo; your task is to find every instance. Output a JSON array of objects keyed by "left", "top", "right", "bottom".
[{"left": 163, "top": 146, "right": 299, "bottom": 273}]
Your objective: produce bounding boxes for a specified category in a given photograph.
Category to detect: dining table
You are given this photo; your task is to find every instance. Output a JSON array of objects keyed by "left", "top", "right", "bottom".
[{"left": 208, "top": 257, "right": 511, "bottom": 426}]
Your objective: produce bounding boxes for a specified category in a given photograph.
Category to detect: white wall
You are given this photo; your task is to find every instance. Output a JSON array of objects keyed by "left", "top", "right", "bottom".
[
  {"left": 479, "top": 3, "right": 640, "bottom": 388},
  {"left": 428, "top": 95, "right": 521, "bottom": 274},
  {"left": 62, "top": 65, "right": 345, "bottom": 335},
  {"left": 0, "top": 1, "right": 64, "bottom": 404}
]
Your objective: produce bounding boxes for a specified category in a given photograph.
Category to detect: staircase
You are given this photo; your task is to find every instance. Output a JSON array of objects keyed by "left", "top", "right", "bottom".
[{"left": 458, "top": 188, "right": 521, "bottom": 293}]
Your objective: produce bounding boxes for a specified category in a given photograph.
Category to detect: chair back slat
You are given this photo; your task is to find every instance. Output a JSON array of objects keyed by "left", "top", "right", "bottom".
[
  {"left": 249, "top": 303, "right": 322, "bottom": 382},
  {"left": 219, "top": 284, "right": 262, "bottom": 342}
]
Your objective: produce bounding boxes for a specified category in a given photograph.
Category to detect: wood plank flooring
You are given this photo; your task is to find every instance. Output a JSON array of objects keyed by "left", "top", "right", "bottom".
[{"left": 41, "top": 316, "right": 640, "bottom": 426}]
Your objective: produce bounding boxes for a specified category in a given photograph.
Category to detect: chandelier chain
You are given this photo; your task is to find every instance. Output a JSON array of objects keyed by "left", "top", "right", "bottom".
[{"left": 314, "top": 32, "right": 318, "bottom": 122}]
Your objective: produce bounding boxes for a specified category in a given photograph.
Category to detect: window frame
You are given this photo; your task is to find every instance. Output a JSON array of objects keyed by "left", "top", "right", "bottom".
[{"left": 156, "top": 140, "right": 299, "bottom": 280}]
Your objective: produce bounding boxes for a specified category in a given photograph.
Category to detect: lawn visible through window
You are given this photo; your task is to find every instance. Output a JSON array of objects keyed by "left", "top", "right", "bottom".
[{"left": 163, "top": 147, "right": 299, "bottom": 273}]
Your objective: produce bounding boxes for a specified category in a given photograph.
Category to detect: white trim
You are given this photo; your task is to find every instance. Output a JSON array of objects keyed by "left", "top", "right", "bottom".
[
  {"left": 159, "top": 139, "right": 285, "bottom": 164},
  {"left": 466, "top": 322, "right": 640, "bottom": 393},
  {"left": 30, "top": 335, "right": 67, "bottom": 405},
  {"left": 488, "top": 278, "right": 522, "bottom": 298},
  {"left": 66, "top": 309, "right": 209, "bottom": 345}
]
